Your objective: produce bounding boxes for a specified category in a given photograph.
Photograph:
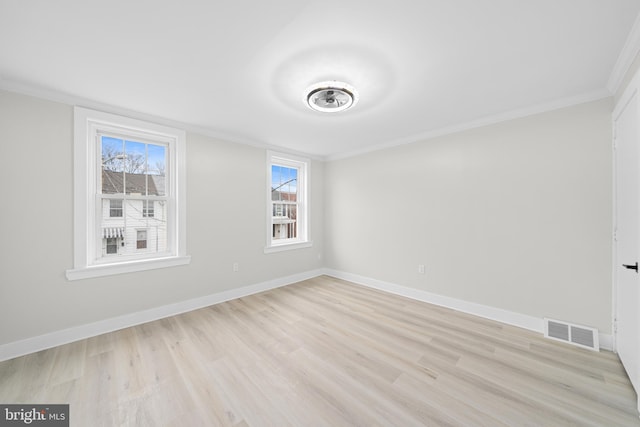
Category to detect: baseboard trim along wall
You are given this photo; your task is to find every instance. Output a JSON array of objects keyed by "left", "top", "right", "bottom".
[
  {"left": 322, "top": 269, "right": 613, "bottom": 351},
  {"left": 0, "top": 268, "right": 613, "bottom": 361},
  {"left": 0, "top": 269, "right": 324, "bottom": 362}
]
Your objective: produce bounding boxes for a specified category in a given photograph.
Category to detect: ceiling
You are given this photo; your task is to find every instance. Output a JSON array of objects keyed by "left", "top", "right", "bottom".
[{"left": 1, "top": 0, "right": 639, "bottom": 159}]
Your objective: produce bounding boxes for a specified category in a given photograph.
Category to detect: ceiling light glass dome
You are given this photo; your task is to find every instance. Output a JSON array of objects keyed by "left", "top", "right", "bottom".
[{"left": 305, "top": 81, "right": 358, "bottom": 113}]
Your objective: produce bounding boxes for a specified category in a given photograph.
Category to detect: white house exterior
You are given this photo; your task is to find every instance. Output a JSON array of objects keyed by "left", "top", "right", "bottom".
[
  {"left": 100, "top": 170, "right": 167, "bottom": 258},
  {"left": 271, "top": 190, "right": 297, "bottom": 240}
]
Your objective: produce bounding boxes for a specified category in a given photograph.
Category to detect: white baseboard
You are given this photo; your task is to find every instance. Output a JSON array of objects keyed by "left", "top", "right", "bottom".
[
  {"left": 599, "top": 333, "right": 613, "bottom": 351},
  {"left": 1, "top": 268, "right": 613, "bottom": 361},
  {"left": 322, "top": 269, "right": 613, "bottom": 351},
  {"left": 0, "top": 269, "right": 324, "bottom": 362}
]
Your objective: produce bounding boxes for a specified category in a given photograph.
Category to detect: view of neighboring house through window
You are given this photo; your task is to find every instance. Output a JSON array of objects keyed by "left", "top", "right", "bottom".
[
  {"left": 266, "top": 151, "right": 310, "bottom": 252},
  {"left": 271, "top": 164, "right": 298, "bottom": 240},
  {"left": 100, "top": 135, "right": 167, "bottom": 257}
]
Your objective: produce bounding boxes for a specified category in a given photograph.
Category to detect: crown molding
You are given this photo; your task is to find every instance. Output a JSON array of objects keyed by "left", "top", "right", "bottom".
[
  {"left": 0, "top": 76, "right": 612, "bottom": 164},
  {"left": 326, "top": 89, "right": 611, "bottom": 162},
  {"left": 0, "top": 77, "right": 323, "bottom": 162},
  {"left": 607, "top": 12, "right": 640, "bottom": 94}
]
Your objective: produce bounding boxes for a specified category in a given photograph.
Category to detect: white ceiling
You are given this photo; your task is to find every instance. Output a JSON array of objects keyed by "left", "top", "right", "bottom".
[{"left": 1, "top": 0, "right": 639, "bottom": 159}]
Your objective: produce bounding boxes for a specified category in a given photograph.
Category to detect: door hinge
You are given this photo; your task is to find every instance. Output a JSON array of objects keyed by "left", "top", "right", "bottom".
[
  {"left": 614, "top": 319, "right": 618, "bottom": 334},
  {"left": 613, "top": 228, "right": 617, "bottom": 241}
]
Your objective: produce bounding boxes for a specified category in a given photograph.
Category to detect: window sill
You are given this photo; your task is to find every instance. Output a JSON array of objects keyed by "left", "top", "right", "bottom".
[
  {"left": 264, "top": 241, "right": 313, "bottom": 254},
  {"left": 66, "top": 255, "right": 191, "bottom": 281}
]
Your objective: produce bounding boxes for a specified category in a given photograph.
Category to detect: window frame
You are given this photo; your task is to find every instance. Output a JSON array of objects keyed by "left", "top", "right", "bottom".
[
  {"left": 264, "top": 150, "right": 312, "bottom": 253},
  {"left": 66, "top": 107, "right": 190, "bottom": 280}
]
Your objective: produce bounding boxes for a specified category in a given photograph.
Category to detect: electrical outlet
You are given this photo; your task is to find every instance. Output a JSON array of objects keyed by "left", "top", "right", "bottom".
[
  {"left": 418, "top": 264, "right": 425, "bottom": 274},
  {"left": 233, "top": 262, "right": 239, "bottom": 272}
]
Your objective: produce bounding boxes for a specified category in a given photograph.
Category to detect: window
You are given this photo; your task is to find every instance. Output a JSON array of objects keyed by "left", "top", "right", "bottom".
[
  {"left": 109, "top": 199, "right": 123, "bottom": 217},
  {"left": 66, "top": 107, "right": 190, "bottom": 280},
  {"left": 105, "top": 238, "right": 119, "bottom": 255},
  {"left": 143, "top": 200, "right": 154, "bottom": 218},
  {"left": 265, "top": 151, "right": 311, "bottom": 252},
  {"left": 136, "top": 230, "right": 148, "bottom": 249}
]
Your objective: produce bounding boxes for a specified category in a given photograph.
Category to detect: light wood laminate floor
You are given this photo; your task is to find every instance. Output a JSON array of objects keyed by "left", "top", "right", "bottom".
[{"left": 1, "top": 276, "right": 638, "bottom": 426}]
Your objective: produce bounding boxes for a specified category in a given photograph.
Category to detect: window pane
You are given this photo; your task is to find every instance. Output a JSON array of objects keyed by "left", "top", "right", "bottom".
[
  {"left": 101, "top": 136, "right": 124, "bottom": 194},
  {"left": 272, "top": 203, "right": 297, "bottom": 240},
  {"left": 124, "top": 140, "right": 147, "bottom": 195},
  {"left": 271, "top": 165, "right": 298, "bottom": 202},
  {"left": 99, "top": 199, "right": 168, "bottom": 256},
  {"left": 147, "top": 144, "right": 166, "bottom": 196}
]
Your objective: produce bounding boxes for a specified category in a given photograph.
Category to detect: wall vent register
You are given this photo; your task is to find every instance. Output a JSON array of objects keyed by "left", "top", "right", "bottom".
[{"left": 544, "top": 318, "right": 599, "bottom": 351}]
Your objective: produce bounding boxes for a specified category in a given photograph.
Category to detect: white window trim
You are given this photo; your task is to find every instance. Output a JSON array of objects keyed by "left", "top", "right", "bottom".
[
  {"left": 264, "top": 150, "right": 312, "bottom": 253},
  {"left": 66, "top": 107, "right": 190, "bottom": 280}
]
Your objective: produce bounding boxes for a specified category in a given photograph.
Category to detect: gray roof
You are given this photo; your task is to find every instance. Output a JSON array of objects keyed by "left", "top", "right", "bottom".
[{"left": 102, "top": 170, "right": 165, "bottom": 195}]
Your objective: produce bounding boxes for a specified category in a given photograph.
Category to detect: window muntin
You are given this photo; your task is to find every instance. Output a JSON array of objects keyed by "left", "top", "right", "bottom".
[{"left": 266, "top": 151, "right": 310, "bottom": 251}]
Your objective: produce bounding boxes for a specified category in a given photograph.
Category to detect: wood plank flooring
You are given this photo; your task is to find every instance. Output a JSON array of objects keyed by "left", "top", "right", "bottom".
[{"left": 1, "top": 275, "right": 638, "bottom": 426}]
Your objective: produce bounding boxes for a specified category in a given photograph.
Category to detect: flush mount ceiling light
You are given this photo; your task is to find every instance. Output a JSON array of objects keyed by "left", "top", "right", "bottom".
[{"left": 305, "top": 81, "right": 358, "bottom": 113}]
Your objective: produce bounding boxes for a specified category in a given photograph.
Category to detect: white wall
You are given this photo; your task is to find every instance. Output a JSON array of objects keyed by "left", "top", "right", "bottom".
[
  {"left": 0, "top": 90, "right": 324, "bottom": 346},
  {"left": 0, "top": 88, "right": 615, "bottom": 349},
  {"left": 324, "top": 98, "right": 613, "bottom": 333}
]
